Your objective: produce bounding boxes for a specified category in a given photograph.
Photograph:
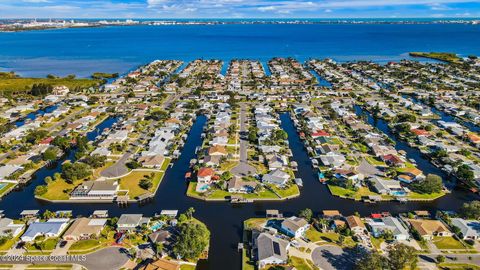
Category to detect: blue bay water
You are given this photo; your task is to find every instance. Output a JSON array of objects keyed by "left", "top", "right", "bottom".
[{"left": 1, "top": 23, "right": 480, "bottom": 77}]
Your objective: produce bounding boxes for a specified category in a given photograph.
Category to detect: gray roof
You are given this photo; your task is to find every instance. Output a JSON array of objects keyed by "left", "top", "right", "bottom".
[
  {"left": 118, "top": 214, "right": 143, "bottom": 226},
  {"left": 22, "top": 221, "right": 67, "bottom": 238},
  {"left": 383, "top": 217, "right": 410, "bottom": 237},
  {"left": 451, "top": 218, "right": 480, "bottom": 238},
  {"left": 281, "top": 216, "right": 308, "bottom": 233},
  {"left": 256, "top": 232, "right": 289, "bottom": 262}
]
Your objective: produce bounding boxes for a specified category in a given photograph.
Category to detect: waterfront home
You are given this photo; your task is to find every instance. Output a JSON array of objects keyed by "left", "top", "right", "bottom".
[
  {"left": 280, "top": 216, "right": 309, "bottom": 238},
  {"left": 366, "top": 216, "right": 410, "bottom": 241},
  {"left": 407, "top": 219, "right": 453, "bottom": 240},
  {"left": 0, "top": 217, "right": 25, "bottom": 237},
  {"left": 138, "top": 154, "right": 165, "bottom": 168},
  {"left": 254, "top": 232, "right": 290, "bottom": 268},
  {"left": 21, "top": 218, "right": 70, "bottom": 242},
  {"left": 196, "top": 167, "right": 216, "bottom": 193},
  {"left": 346, "top": 215, "right": 366, "bottom": 235},
  {"left": 397, "top": 168, "right": 425, "bottom": 184},
  {"left": 266, "top": 154, "right": 288, "bottom": 170},
  {"left": 0, "top": 165, "right": 23, "bottom": 180},
  {"left": 451, "top": 218, "right": 480, "bottom": 240},
  {"left": 91, "top": 210, "right": 109, "bottom": 218},
  {"left": 62, "top": 217, "right": 107, "bottom": 241},
  {"left": 227, "top": 177, "right": 257, "bottom": 193},
  {"left": 117, "top": 214, "right": 149, "bottom": 232},
  {"left": 382, "top": 154, "right": 405, "bottom": 167},
  {"left": 319, "top": 152, "right": 346, "bottom": 168},
  {"left": 70, "top": 180, "right": 119, "bottom": 199},
  {"left": 322, "top": 210, "right": 342, "bottom": 220},
  {"left": 370, "top": 177, "right": 405, "bottom": 196},
  {"left": 208, "top": 145, "right": 228, "bottom": 156},
  {"left": 262, "top": 169, "right": 290, "bottom": 187}
]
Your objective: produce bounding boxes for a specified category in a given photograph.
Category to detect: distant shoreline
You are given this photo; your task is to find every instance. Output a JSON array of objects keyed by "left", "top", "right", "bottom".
[{"left": 1, "top": 18, "right": 479, "bottom": 33}]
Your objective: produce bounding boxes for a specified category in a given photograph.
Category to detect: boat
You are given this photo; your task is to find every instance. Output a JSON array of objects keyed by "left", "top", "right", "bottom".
[
  {"left": 318, "top": 172, "right": 327, "bottom": 184},
  {"left": 294, "top": 178, "right": 303, "bottom": 187}
]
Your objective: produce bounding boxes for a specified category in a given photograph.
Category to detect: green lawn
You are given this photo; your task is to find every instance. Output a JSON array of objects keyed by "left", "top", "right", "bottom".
[
  {"left": 305, "top": 229, "right": 355, "bottom": 247},
  {"left": 365, "top": 156, "right": 386, "bottom": 166},
  {"left": 26, "top": 238, "right": 58, "bottom": 251},
  {"left": 118, "top": 171, "right": 164, "bottom": 199},
  {"left": 328, "top": 185, "right": 377, "bottom": 200},
  {"left": 244, "top": 218, "right": 268, "bottom": 231},
  {"left": 69, "top": 239, "right": 101, "bottom": 251},
  {"left": 0, "top": 183, "right": 15, "bottom": 198},
  {"left": 290, "top": 256, "right": 316, "bottom": 270},
  {"left": 407, "top": 191, "right": 446, "bottom": 200},
  {"left": 40, "top": 179, "right": 79, "bottom": 200},
  {"left": 242, "top": 248, "right": 255, "bottom": 270},
  {"left": 271, "top": 184, "right": 300, "bottom": 198},
  {"left": 0, "top": 77, "right": 101, "bottom": 93},
  {"left": 433, "top": 236, "right": 466, "bottom": 250},
  {"left": 370, "top": 236, "right": 384, "bottom": 250},
  {"left": 438, "top": 263, "right": 480, "bottom": 270},
  {"left": 160, "top": 158, "right": 172, "bottom": 171},
  {"left": 180, "top": 265, "right": 196, "bottom": 270}
]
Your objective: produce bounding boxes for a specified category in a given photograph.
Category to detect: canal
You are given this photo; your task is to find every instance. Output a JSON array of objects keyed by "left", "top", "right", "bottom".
[
  {"left": 15, "top": 104, "right": 59, "bottom": 127},
  {"left": 0, "top": 112, "right": 478, "bottom": 270}
]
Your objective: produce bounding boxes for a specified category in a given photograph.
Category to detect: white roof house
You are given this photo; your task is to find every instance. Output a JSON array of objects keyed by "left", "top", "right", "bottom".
[{"left": 451, "top": 218, "right": 480, "bottom": 240}]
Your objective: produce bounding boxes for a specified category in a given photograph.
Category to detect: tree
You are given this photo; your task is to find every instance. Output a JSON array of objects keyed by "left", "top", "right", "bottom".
[
  {"left": 42, "top": 147, "right": 58, "bottom": 161},
  {"left": 173, "top": 221, "right": 210, "bottom": 260},
  {"left": 436, "top": 255, "right": 445, "bottom": 263},
  {"left": 82, "top": 155, "right": 107, "bottom": 168},
  {"left": 410, "top": 174, "right": 443, "bottom": 194},
  {"left": 387, "top": 243, "right": 418, "bottom": 270},
  {"left": 355, "top": 251, "right": 388, "bottom": 270},
  {"left": 396, "top": 113, "right": 416, "bottom": 123},
  {"left": 299, "top": 208, "right": 313, "bottom": 222},
  {"left": 139, "top": 178, "right": 152, "bottom": 190},
  {"left": 459, "top": 201, "right": 480, "bottom": 220},
  {"left": 62, "top": 162, "right": 92, "bottom": 183},
  {"left": 220, "top": 171, "right": 233, "bottom": 182},
  {"left": 42, "top": 210, "right": 55, "bottom": 220},
  {"left": 185, "top": 207, "right": 195, "bottom": 220},
  {"left": 52, "top": 136, "right": 72, "bottom": 151},
  {"left": 457, "top": 164, "right": 475, "bottom": 186},
  {"left": 34, "top": 185, "right": 48, "bottom": 196}
]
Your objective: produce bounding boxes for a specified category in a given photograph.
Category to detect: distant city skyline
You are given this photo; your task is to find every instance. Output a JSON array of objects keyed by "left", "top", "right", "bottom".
[{"left": 0, "top": 0, "right": 479, "bottom": 19}]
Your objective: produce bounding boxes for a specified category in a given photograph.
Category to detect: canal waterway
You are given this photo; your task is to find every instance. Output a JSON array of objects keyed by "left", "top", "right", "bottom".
[
  {"left": 1, "top": 112, "right": 478, "bottom": 270},
  {"left": 15, "top": 104, "right": 59, "bottom": 127}
]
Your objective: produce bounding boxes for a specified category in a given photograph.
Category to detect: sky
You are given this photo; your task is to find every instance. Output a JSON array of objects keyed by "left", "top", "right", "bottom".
[{"left": 0, "top": 0, "right": 479, "bottom": 19}]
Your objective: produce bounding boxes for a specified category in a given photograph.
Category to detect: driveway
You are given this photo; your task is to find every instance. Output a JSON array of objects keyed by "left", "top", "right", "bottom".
[
  {"left": 311, "top": 245, "right": 357, "bottom": 270},
  {"left": 100, "top": 152, "right": 132, "bottom": 178}
]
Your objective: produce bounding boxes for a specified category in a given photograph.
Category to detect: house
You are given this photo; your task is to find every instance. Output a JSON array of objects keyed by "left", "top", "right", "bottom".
[
  {"left": 0, "top": 217, "right": 25, "bottom": 237},
  {"left": 266, "top": 154, "right": 288, "bottom": 170},
  {"left": 262, "top": 169, "right": 290, "bottom": 187},
  {"left": 20, "top": 210, "right": 39, "bottom": 219},
  {"left": 0, "top": 165, "right": 22, "bottom": 181},
  {"left": 21, "top": 219, "right": 70, "bottom": 242},
  {"left": 138, "top": 155, "right": 165, "bottom": 168},
  {"left": 319, "top": 153, "right": 346, "bottom": 168},
  {"left": 370, "top": 177, "right": 405, "bottom": 196},
  {"left": 148, "top": 230, "right": 172, "bottom": 246},
  {"left": 70, "top": 180, "right": 119, "bottom": 199},
  {"left": 208, "top": 145, "right": 227, "bottom": 156},
  {"left": 346, "top": 215, "right": 366, "bottom": 235},
  {"left": 62, "top": 218, "right": 107, "bottom": 241},
  {"left": 280, "top": 216, "right": 309, "bottom": 238},
  {"left": 450, "top": 218, "right": 480, "bottom": 240},
  {"left": 408, "top": 219, "right": 452, "bottom": 240},
  {"left": 366, "top": 217, "right": 410, "bottom": 240},
  {"left": 322, "top": 210, "right": 342, "bottom": 220},
  {"left": 203, "top": 155, "right": 222, "bottom": 167},
  {"left": 254, "top": 232, "right": 290, "bottom": 268},
  {"left": 382, "top": 154, "right": 404, "bottom": 167},
  {"left": 117, "top": 214, "right": 150, "bottom": 232},
  {"left": 397, "top": 168, "right": 425, "bottom": 184},
  {"left": 139, "top": 258, "right": 180, "bottom": 270},
  {"left": 227, "top": 177, "right": 257, "bottom": 193}
]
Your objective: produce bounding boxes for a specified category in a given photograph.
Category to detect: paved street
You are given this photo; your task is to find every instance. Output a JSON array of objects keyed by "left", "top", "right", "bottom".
[
  {"left": 311, "top": 245, "right": 357, "bottom": 270},
  {"left": 231, "top": 103, "right": 257, "bottom": 177}
]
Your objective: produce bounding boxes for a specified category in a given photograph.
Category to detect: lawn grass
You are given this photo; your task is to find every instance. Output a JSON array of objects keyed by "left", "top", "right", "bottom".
[
  {"left": 69, "top": 239, "right": 101, "bottom": 251},
  {"left": 304, "top": 228, "right": 355, "bottom": 247},
  {"left": 118, "top": 171, "right": 164, "bottom": 199},
  {"left": 370, "top": 236, "right": 384, "bottom": 250},
  {"left": 433, "top": 236, "right": 466, "bottom": 250},
  {"left": 180, "top": 265, "right": 196, "bottom": 270},
  {"left": 40, "top": 179, "right": 79, "bottom": 200},
  {"left": 0, "top": 77, "right": 101, "bottom": 93},
  {"left": 26, "top": 264, "right": 73, "bottom": 269},
  {"left": 271, "top": 184, "right": 300, "bottom": 198},
  {"left": 160, "top": 158, "right": 172, "bottom": 171},
  {"left": 407, "top": 191, "right": 446, "bottom": 200},
  {"left": 219, "top": 161, "right": 238, "bottom": 172},
  {"left": 242, "top": 248, "right": 255, "bottom": 270},
  {"left": 0, "top": 182, "right": 15, "bottom": 198},
  {"left": 438, "top": 263, "right": 480, "bottom": 270},
  {"left": 26, "top": 238, "right": 58, "bottom": 251},
  {"left": 365, "top": 156, "right": 387, "bottom": 166},
  {"left": 290, "top": 256, "right": 315, "bottom": 270},
  {"left": 244, "top": 218, "right": 268, "bottom": 231},
  {"left": 328, "top": 185, "right": 377, "bottom": 200}
]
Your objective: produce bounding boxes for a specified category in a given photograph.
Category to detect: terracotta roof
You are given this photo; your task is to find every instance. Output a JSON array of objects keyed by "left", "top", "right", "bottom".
[
  {"left": 322, "top": 210, "right": 341, "bottom": 217},
  {"left": 197, "top": 167, "right": 215, "bottom": 177},
  {"left": 467, "top": 133, "right": 480, "bottom": 143},
  {"left": 411, "top": 129, "right": 430, "bottom": 136},
  {"left": 403, "top": 167, "right": 422, "bottom": 176},
  {"left": 140, "top": 259, "right": 180, "bottom": 270},
  {"left": 208, "top": 145, "right": 227, "bottom": 155},
  {"left": 408, "top": 219, "right": 450, "bottom": 236},
  {"left": 346, "top": 215, "right": 365, "bottom": 229}
]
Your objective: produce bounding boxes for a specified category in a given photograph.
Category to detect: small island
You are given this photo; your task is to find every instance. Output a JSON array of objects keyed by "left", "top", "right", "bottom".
[{"left": 409, "top": 52, "right": 462, "bottom": 63}]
